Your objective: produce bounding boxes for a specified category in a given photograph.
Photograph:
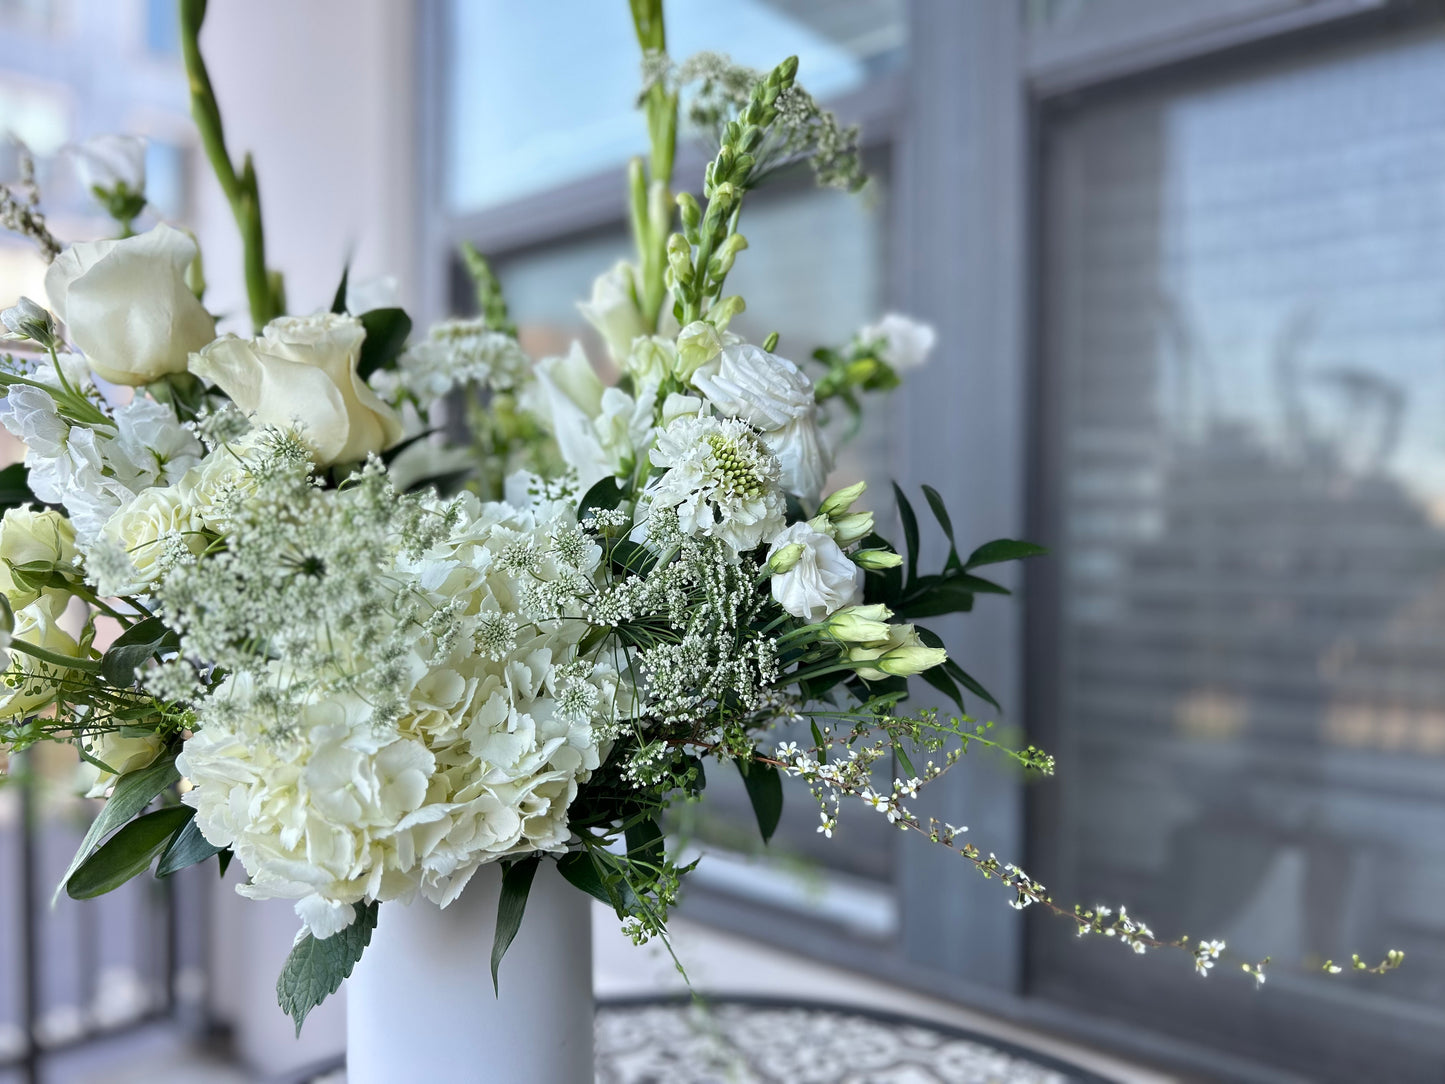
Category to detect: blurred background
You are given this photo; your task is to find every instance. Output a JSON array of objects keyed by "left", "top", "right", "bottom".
[{"left": 2, "top": 0, "right": 1444, "bottom": 1081}]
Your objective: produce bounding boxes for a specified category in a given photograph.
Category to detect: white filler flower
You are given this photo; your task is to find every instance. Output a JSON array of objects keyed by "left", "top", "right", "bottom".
[{"left": 767, "top": 520, "right": 862, "bottom": 622}]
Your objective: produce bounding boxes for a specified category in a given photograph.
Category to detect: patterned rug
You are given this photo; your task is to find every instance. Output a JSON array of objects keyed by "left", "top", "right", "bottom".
[{"left": 594, "top": 997, "right": 1109, "bottom": 1084}]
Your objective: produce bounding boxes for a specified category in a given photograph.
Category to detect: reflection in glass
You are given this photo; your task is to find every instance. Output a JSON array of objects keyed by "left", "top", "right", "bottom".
[{"left": 1036, "top": 24, "right": 1445, "bottom": 1081}]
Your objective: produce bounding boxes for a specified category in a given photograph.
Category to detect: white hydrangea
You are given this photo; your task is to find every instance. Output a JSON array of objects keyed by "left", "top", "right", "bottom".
[
  {"left": 635, "top": 413, "right": 786, "bottom": 553},
  {"left": 176, "top": 494, "right": 625, "bottom": 939}
]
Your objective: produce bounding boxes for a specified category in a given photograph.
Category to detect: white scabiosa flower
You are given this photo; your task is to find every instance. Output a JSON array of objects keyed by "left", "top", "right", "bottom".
[
  {"left": 691, "top": 342, "right": 833, "bottom": 501},
  {"left": 637, "top": 413, "right": 785, "bottom": 553},
  {"left": 861, "top": 313, "right": 937, "bottom": 373},
  {"left": 767, "top": 520, "right": 861, "bottom": 622}
]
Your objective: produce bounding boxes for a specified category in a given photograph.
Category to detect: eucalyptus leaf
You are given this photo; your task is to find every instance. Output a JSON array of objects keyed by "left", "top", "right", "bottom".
[
  {"left": 66, "top": 806, "right": 192, "bottom": 899},
  {"left": 277, "top": 900, "right": 378, "bottom": 1037},
  {"left": 157, "top": 814, "right": 224, "bottom": 877},
  {"left": 491, "top": 855, "right": 541, "bottom": 994},
  {"left": 55, "top": 752, "right": 179, "bottom": 905}
]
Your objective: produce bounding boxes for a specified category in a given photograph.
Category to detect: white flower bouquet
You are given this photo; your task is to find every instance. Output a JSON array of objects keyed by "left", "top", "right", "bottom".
[{"left": 0, "top": 0, "right": 1401, "bottom": 1035}]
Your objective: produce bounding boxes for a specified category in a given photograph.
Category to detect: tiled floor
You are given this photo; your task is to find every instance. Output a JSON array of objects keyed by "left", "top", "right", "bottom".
[{"left": 49, "top": 905, "right": 1175, "bottom": 1083}]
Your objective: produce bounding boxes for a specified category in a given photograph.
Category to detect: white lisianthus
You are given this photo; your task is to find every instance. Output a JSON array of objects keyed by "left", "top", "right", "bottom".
[
  {"left": 98, "top": 485, "right": 206, "bottom": 593},
  {"left": 0, "top": 507, "right": 79, "bottom": 608},
  {"left": 692, "top": 343, "right": 833, "bottom": 500},
  {"left": 67, "top": 134, "right": 146, "bottom": 196},
  {"left": 636, "top": 413, "right": 785, "bottom": 552},
  {"left": 767, "top": 520, "right": 862, "bottom": 622},
  {"left": 190, "top": 313, "right": 403, "bottom": 467},
  {"left": 861, "top": 313, "right": 937, "bottom": 373},
  {"left": 577, "top": 261, "right": 646, "bottom": 365},
  {"left": 45, "top": 224, "right": 215, "bottom": 386},
  {"left": 82, "top": 729, "right": 164, "bottom": 798}
]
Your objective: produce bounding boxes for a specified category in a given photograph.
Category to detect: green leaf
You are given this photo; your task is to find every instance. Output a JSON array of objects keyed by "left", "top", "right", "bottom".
[
  {"left": 0, "top": 463, "right": 40, "bottom": 513},
  {"left": 330, "top": 263, "right": 349, "bottom": 314},
  {"left": 100, "top": 615, "right": 180, "bottom": 687},
  {"left": 557, "top": 851, "right": 613, "bottom": 906},
  {"left": 738, "top": 760, "right": 783, "bottom": 843},
  {"left": 921, "top": 485, "right": 961, "bottom": 570},
  {"left": 892, "top": 483, "right": 919, "bottom": 586},
  {"left": 217, "top": 848, "right": 233, "bottom": 878},
  {"left": 898, "top": 581, "right": 978, "bottom": 619},
  {"left": 67, "top": 806, "right": 192, "bottom": 899},
  {"left": 964, "top": 538, "right": 1047, "bottom": 570},
  {"left": 356, "top": 308, "right": 412, "bottom": 380},
  {"left": 157, "top": 813, "right": 224, "bottom": 877},
  {"left": 55, "top": 752, "right": 179, "bottom": 904},
  {"left": 277, "top": 901, "right": 379, "bottom": 1037},
  {"left": 609, "top": 539, "right": 657, "bottom": 577},
  {"left": 491, "top": 856, "right": 540, "bottom": 994},
  {"left": 894, "top": 743, "right": 917, "bottom": 779},
  {"left": 578, "top": 475, "right": 626, "bottom": 522}
]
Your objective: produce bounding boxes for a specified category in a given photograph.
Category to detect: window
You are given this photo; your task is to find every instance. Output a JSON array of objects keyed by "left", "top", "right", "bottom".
[{"left": 1034, "top": 20, "right": 1445, "bottom": 1081}]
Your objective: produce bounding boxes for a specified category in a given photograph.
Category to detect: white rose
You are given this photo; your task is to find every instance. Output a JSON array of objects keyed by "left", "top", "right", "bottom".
[
  {"left": 861, "top": 313, "right": 936, "bottom": 373},
  {"left": 577, "top": 261, "right": 646, "bottom": 364},
  {"left": 767, "top": 520, "right": 861, "bottom": 622},
  {"left": 67, "top": 134, "right": 146, "bottom": 195},
  {"left": 45, "top": 224, "right": 215, "bottom": 386},
  {"left": 82, "top": 729, "right": 164, "bottom": 798},
  {"left": 99, "top": 485, "right": 206, "bottom": 591},
  {"left": 692, "top": 343, "right": 833, "bottom": 500},
  {"left": 1, "top": 590, "right": 92, "bottom": 716},
  {"left": 0, "top": 507, "right": 78, "bottom": 608},
  {"left": 190, "top": 313, "right": 403, "bottom": 467}
]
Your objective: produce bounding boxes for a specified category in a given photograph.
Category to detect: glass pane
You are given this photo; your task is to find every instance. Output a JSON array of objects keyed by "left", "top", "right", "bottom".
[
  {"left": 443, "top": 0, "right": 904, "bottom": 213},
  {"left": 481, "top": 170, "right": 900, "bottom": 921},
  {"left": 1036, "top": 23, "right": 1445, "bottom": 1081}
]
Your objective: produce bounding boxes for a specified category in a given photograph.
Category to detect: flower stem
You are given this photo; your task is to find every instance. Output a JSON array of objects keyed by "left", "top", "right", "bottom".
[{"left": 178, "top": 0, "right": 281, "bottom": 333}]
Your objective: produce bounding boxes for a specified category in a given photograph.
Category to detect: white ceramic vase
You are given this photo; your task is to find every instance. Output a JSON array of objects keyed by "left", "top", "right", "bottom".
[{"left": 346, "top": 862, "right": 594, "bottom": 1083}]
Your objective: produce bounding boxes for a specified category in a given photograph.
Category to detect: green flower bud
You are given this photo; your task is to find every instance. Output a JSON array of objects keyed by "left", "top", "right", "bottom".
[
  {"left": 852, "top": 549, "right": 902, "bottom": 570},
  {"left": 676, "top": 190, "right": 701, "bottom": 234},
  {"left": 819, "top": 481, "right": 866, "bottom": 518},
  {"left": 825, "top": 604, "right": 893, "bottom": 644},
  {"left": 831, "top": 511, "right": 874, "bottom": 546},
  {"left": 848, "top": 624, "right": 948, "bottom": 680},
  {"left": 767, "top": 542, "right": 805, "bottom": 575},
  {"left": 705, "top": 295, "right": 745, "bottom": 331},
  {"left": 666, "top": 233, "right": 694, "bottom": 285}
]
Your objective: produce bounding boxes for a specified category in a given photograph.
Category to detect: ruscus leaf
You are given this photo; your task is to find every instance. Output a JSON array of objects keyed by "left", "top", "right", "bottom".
[
  {"left": 964, "top": 538, "right": 1047, "bottom": 569},
  {"left": 67, "top": 806, "right": 192, "bottom": 899},
  {"left": 55, "top": 752, "right": 179, "bottom": 904},
  {"left": 739, "top": 760, "right": 783, "bottom": 843},
  {"left": 491, "top": 856, "right": 541, "bottom": 994}
]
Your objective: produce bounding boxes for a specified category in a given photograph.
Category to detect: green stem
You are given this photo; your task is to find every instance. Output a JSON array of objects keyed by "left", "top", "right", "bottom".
[
  {"left": 628, "top": 0, "right": 678, "bottom": 332},
  {"left": 9, "top": 640, "right": 102, "bottom": 673},
  {"left": 178, "top": 0, "right": 280, "bottom": 333}
]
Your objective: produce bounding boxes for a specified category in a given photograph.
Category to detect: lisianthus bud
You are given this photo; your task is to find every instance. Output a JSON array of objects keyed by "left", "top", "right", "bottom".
[
  {"left": 825, "top": 603, "right": 893, "bottom": 644},
  {"left": 819, "top": 481, "right": 866, "bottom": 519},
  {"left": 0, "top": 297, "right": 56, "bottom": 348},
  {"left": 831, "top": 511, "right": 874, "bottom": 546},
  {"left": 853, "top": 548, "right": 902, "bottom": 570},
  {"left": 767, "top": 541, "right": 805, "bottom": 575},
  {"left": 849, "top": 624, "right": 948, "bottom": 680}
]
